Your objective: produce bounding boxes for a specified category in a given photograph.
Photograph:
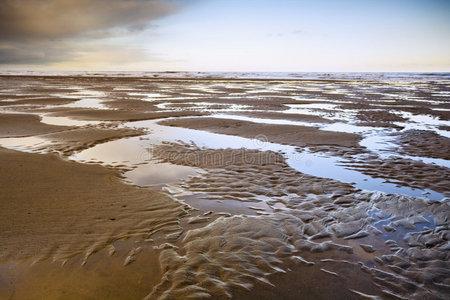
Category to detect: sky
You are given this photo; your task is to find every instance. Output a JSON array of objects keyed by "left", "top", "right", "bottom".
[{"left": 0, "top": 0, "right": 449, "bottom": 72}]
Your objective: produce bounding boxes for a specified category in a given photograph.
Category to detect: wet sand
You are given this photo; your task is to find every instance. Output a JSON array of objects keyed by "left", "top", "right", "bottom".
[
  {"left": 149, "top": 144, "right": 449, "bottom": 300},
  {"left": 343, "top": 155, "right": 450, "bottom": 195},
  {"left": 0, "top": 147, "right": 189, "bottom": 260},
  {"left": 232, "top": 110, "right": 334, "bottom": 123},
  {"left": 49, "top": 108, "right": 208, "bottom": 122},
  {"left": 0, "top": 74, "right": 449, "bottom": 299},
  {"left": 399, "top": 130, "right": 450, "bottom": 160},
  {"left": 0, "top": 113, "right": 71, "bottom": 137}
]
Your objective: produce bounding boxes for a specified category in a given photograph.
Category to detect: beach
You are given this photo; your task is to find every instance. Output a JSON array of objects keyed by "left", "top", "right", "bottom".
[{"left": 0, "top": 73, "right": 449, "bottom": 299}]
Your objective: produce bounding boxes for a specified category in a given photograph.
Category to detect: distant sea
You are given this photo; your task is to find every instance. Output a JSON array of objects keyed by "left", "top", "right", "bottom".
[{"left": 1, "top": 71, "right": 449, "bottom": 81}]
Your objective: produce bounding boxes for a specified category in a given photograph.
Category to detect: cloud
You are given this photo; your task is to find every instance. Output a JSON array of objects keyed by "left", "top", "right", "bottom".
[
  {"left": 0, "top": 0, "right": 177, "bottom": 40},
  {"left": 0, "top": 0, "right": 181, "bottom": 66},
  {"left": 0, "top": 43, "right": 70, "bottom": 64}
]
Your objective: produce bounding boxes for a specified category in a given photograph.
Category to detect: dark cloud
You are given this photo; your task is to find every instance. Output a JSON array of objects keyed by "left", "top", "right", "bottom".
[
  {"left": 0, "top": 45, "right": 66, "bottom": 64},
  {"left": 0, "top": 0, "right": 180, "bottom": 65},
  {"left": 0, "top": 0, "right": 177, "bottom": 40}
]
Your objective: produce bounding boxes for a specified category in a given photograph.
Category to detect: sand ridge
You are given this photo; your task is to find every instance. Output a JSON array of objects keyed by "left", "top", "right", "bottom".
[
  {"left": 342, "top": 155, "right": 450, "bottom": 196},
  {"left": 147, "top": 142, "right": 450, "bottom": 299},
  {"left": 398, "top": 130, "right": 450, "bottom": 160},
  {"left": 0, "top": 147, "right": 190, "bottom": 263}
]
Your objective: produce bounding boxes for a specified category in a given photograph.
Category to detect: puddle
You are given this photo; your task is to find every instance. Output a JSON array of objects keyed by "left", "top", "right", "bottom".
[
  {"left": 40, "top": 115, "right": 102, "bottom": 127},
  {"left": 62, "top": 98, "right": 108, "bottom": 110},
  {"left": 321, "top": 123, "right": 378, "bottom": 134},
  {"left": 284, "top": 104, "right": 356, "bottom": 121},
  {"left": 0, "top": 136, "right": 52, "bottom": 153},
  {"left": 71, "top": 89, "right": 106, "bottom": 98},
  {"left": 52, "top": 89, "right": 106, "bottom": 99},
  {"left": 127, "top": 92, "right": 166, "bottom": 101},
  {"left": 368, "top": 206, "right": 436, "bottom": 242},
  {"left": 113, "top": 87, "right": 136, "bottom": 91},
  {"left": 125, "top": 162, "right": 203, "bottom": 186},
  {"left": 156, "top": 103, "right": 252, "bottom": 112},
  {"left": 209, "top": 113, "right": 376, "bottom": 134},
  {"left": 393, "top": 111, "right": 450, "bottom": 138},
  {"left": 183, "top": 195, "right": 272, "bottom": 215},
  {"left": 360, "top": 133, "right": 397, "bottom": 153},
  {"left": 292, "top": 103, "right": 338, "bottom": 110},
  {"left": 70, "top": 136, "right": 151, "bottom": 166},
  {"left": 224, "top": 108, "right": 450, "bottom": 169},
  {"left": 360, "top": 132, "right": 450, "bottom": 168},
  {"left": 287, "top": 151, "right": 443, "bottom": 200},
  {"left": 210, "top": 113, "right": 323, "bottom": 127},
  {"left": 291, "top": 96, "right": 353, "bottom": 104}
]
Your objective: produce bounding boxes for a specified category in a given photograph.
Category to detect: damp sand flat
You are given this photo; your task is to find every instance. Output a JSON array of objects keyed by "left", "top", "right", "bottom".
[{"left": 0, "top": 74, "right": 449, "bottom": 299}]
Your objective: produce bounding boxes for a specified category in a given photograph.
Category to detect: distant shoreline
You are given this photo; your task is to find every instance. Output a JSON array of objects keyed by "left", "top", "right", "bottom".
[{"left": 0, "top": 71, "right": 449, "bottom": 82}]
